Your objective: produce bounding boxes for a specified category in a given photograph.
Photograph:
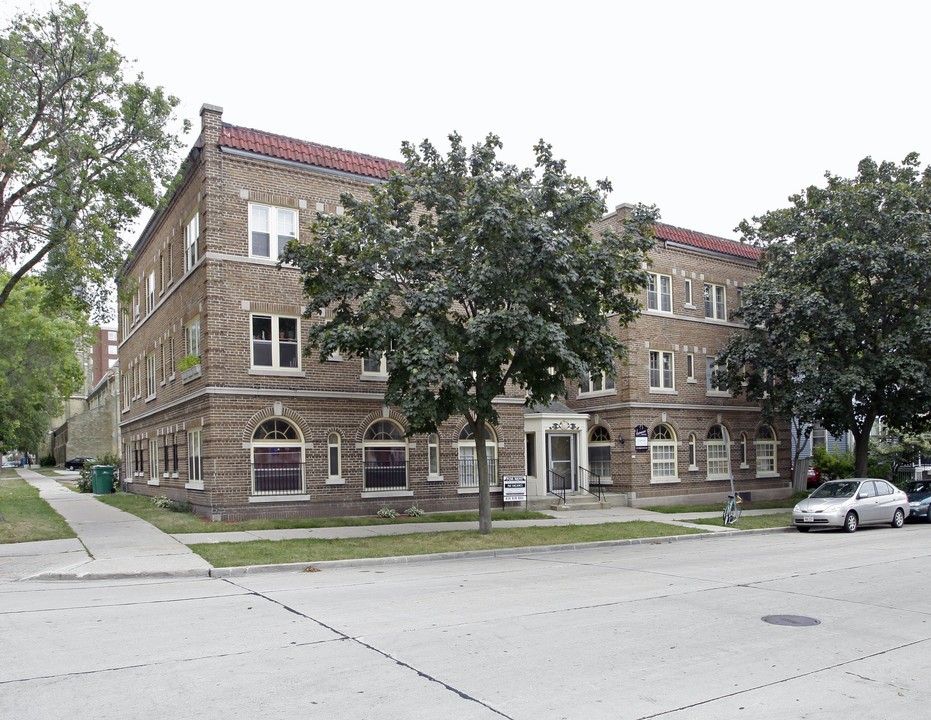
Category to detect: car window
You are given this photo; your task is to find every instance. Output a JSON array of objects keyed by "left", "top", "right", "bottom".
[
  {"left": 875, "top": 481, "right": 893, "bottom": 496},
  {"left": 811, "top": 482, "right": 858, "bottom": 498},
  {"left": 858, "top": 482, "right": 876, "bottom": 498}
]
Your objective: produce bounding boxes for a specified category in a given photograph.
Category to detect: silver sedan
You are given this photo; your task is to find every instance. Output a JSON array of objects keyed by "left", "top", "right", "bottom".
[{"left": 793, "top": 478, "right": 909, "bottom": 533}]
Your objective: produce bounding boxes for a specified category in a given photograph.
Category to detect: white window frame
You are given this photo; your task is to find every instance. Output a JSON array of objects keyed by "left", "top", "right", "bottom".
[
  {"left": 739, "top": 432, "right": 749, "bottom": 468},
  {"left": 579, "top": 370, "right": 616, "bottom": 395},
  {"left": 428, "top": 433, "right": 441, "bottom": 478},
  {"left": 647, "top": 273, "right": 673, "bottom": 313},
  {"left": 146, "top": 271, "right": 155, "bottom": 314},
  {"left": 184, "top": 211, "right": 200, "bottom": 272},
  {"left": 327, "top": 432, "right": 342, "bottom": 481},
  {"left": 649, "top": 350, "right": 675, "bottom": 391},
  {"left": 650, "top": 424, "right": 678, "bottom": 482},
  {"left": 687, "top": 433, "right": 698, "bottom": 471},
  {"left": 684, "top": 278, "right": 693, "bottom": 307},
  {"left": 686, "top": 353, "right": 695, "bottom": 381},
  {"left": 703, "top": 282, "right": 727, "bottom": 320},
  {"left": 706, "top": 356, "right": 728, "bottom": 395},
  {"left": 250, "top": 314, "right": 301, "bottom": 371},
  {"left": 185, "top": 317, "right": 200, "bottom": 359},
  {"left": 756, "top": 425, "right": 777, "bottom": 475},
  {"left": 146, "top": 353, "right": 157, "bottom": 399},
  {"left": 249, "top": 203, "right": 298, "bottom": 259},
  {"left": 148, "top": 438, "right": 159, "bottom": 485},
  {"left": 188, "top": 428, "right": 203, "bottom": 485},
  {"left": 706, "top": 425, "right": 731, "bottom": 479}
]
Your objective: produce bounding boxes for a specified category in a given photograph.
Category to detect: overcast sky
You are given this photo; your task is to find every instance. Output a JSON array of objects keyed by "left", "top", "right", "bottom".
[{"left": 9, "top": 0, "right": 931, "bottom": 240}]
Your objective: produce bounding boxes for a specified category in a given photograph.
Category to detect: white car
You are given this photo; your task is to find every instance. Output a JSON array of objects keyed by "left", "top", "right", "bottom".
[{"left": 793, "top": 478, "right": 909, "bottom": 532}]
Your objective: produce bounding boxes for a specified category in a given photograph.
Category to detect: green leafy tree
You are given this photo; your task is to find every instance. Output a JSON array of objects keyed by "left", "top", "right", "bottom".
[
  {"left": 717, "top": 153, "right": 931, "bottom": 477},
  {"left": 282, "top": 133, "right": 656, "bottom": 533},
  {"left": 869, "top": 429, "right": 931, "bottom": 473},
  {"left": 0, "top": 2, "right": 188, "bottom": 318},
  {"left": 0, "top": 272, "right": 89, "bottom": 455}
]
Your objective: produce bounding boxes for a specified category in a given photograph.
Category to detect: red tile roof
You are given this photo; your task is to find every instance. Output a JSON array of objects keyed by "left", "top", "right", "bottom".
[
  {"left": 219, "top": 124, "right": 404, "bottom": 181},
  {"left": 653, "top": 222, "right": 760, "bottom": 261}
]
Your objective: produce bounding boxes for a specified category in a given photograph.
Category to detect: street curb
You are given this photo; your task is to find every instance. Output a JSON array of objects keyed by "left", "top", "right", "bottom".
[{"left": 208, "top": 526, "right": 796, "bottom": 578}]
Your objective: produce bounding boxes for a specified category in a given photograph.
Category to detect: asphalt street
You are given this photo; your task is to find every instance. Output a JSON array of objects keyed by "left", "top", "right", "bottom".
[{"left": 2, "top": 522, "right": 929, "bottom": 719}]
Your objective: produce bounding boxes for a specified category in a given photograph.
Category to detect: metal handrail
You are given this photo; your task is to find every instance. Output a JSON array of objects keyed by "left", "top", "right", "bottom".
[
  {"left": 578, "top": 466, "right": 605, "bottom": 501},
  {"left": 548, "top": 469, "right": 569, "bottom": 503}
]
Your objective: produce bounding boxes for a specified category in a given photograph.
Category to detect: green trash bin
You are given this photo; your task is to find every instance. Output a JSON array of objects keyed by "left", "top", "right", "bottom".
[{"left": 91, "top": 465, "right": 115, "bottom": 494}]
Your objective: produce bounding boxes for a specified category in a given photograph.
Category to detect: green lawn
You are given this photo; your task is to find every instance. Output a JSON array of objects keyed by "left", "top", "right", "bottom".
[
  {"left": 0, "top": 478, "right": 76, "bottom": 543},
  {"left": 98, "top": 491, "right": 552, "bottom": 534},
  {"left": 644, "top": 493, "right": 807, "bottom": 514},
  {"left": 190, "top": 521, "right": 710, "bottom": 567},
  {"left": 687, "top": 512, "right": 793, "bottom": 530}
]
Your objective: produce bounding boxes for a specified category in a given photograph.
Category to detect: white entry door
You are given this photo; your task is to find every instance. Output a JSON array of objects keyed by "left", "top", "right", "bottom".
[{"left": 548, "top": 434, "right": 576, "bottom": 491}]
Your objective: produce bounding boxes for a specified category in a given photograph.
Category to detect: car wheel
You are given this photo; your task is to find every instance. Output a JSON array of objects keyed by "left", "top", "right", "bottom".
[
  {"left": 796, "top": 526, "right": 810, "bottom": 533},
  {"left": 891, "top": 508, "right": 905, "bottom": 528},
  {"left": 843, "top": 511, "right": 859, "bottom": 533}
]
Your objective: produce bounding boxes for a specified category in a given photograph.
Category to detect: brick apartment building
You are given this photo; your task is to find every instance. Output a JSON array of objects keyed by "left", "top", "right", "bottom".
[{"left": 117, "top": 104, "right": 789, "bottom": 520}]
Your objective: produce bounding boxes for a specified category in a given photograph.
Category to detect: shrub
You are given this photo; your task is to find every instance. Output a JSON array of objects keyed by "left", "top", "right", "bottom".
[
  {"left": 40, "top": 454, "right": 56, "bottom": 467},
  {"left": 152, "top": 495, "right": 192, "bottom": 513},
  {"left": 405, "top": 505, "right": 425, "bottom": 517},
  {"left": 178, "top": 354, "right": 201, "bottom": 372},
  {"left": 376, "top": 507, "right": 398, "bottom": 518},
  {"left": 812, "top": 446, "right": 855, "bottom": 481},
  {"left": 152, "top": 495, "right": 173, "bottom": 509}
]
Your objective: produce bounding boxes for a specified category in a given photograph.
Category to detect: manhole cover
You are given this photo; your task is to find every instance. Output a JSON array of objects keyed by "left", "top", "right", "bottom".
[{"left": 762, "top": 615, "right": 820, "bottom": 627}]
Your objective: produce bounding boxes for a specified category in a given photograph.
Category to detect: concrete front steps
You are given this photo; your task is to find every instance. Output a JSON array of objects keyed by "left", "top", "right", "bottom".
[{"left": 529, "top": 492, "right": 629, "bottom": 512}]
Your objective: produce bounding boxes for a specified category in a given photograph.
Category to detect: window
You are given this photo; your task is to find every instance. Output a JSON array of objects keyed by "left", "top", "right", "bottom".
[
  {"left": 703, "top": 283, "right": 726, "bottom": 320},
  {"left": 146, "top": 353, "right": 157, "bottom": 398},
  {"left": 706, "top": 357, "right": 728, "bottom": 394},
  {"left": 706, "top": 424, "right": 731, "bottom": 479},
  {"left": 185, "top": 317, "right": 200, "bottom": 359},
  {"left": 172, "top": 434, "right": 179, "bottom": 473},
  {"left": 328, "top": 432, "right": 341, "bottom": 479},
  {"left": 149, "top": 438, "right": 159, "bottom": 484},
  {"left": 250, "top": 203, "right": 298, "bottom": 259},
  {"left": 188, "top": 428, "right": 203, "bottom": 484},
  {"left": 647, "top": 273, "right": 672, "bottom": 313},
  {"left": 650, "top": 350, "right": 674, "bottom": 390},
  {"left": 363, "top": 353, "right": 387, "bottom": 376},
  {"left": 650, "top": 424, "right": 677, "bottom": 481},
  {"left": 588, "top": 426, "right": 611, "bottom": 480},
  {"left": 163, "top": 439, "right": 169, "bottom": 478},
  {"left": 107, "top": 331, "right": 117, "bottom": 342},
  {"left": 525, "top": 433, "right": 536, "bottom": 477},
  {"left": 146, "top": 271, "right": 155, "bottom": 314},
  {"left": 251, "top": 315, "right": 299, "bottom": 370},
  {"left": 686, "top": 353, "right": 695, "bottom": 380},
  {"left": 184, "top": 212, "right": 200, "bottom": 272},
  {"left": 688, "top": 433, "right": 697, "bottom": 469},
  {"left": 428, "top": 433, "right": 440, "bottom": 476},
  {"left": 122, "top": 371, "right": 130, "bottom": 410},
  {"left": 167, "top": 242, "right": 173, "bottom": 284},
  {"left": 159, "top": 251, "right": 165, "bottom": 293},
  {"left": 363, "top": 420, "right": 408, "bottom": 490},
  {"left": 168, "top": 336, "right": 175, "bottom": 379},
  {"left": 740, "top": 433, "right": 748, "bottom": 466},
  {"left": 250, "top": 419, "right": 304, "bottom": 495},
  {"left": 160, "top": 344, "right": 167, "bottom": 384},
  {"left": 756, "top": 425, "right": 777, "bottom": 474},
  {"left": 458, "top": 425, "right": 498, "bottom": 489},
  {"left": 579, "top": 370, "right": 616, "bottom": 395},
  {"left": 684, "top": 279, "right": 693, "bottom": 306}
]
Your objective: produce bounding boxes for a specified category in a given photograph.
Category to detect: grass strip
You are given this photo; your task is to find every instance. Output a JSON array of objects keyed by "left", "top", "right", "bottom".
[
  {"left": 687, "top": 513, "right": 793, "bottom": 530},
  {"left": 644, "top": 494, "right": 807, "bottom": 514},
  {"left": 190, "top": 521, "right": 709, "bottom": 567},
  {"left": 98, "top": 491, "right": 551, "bottom": 534},
  {"left": 0, "top": 478, "right": 76, "bottom": 543}
]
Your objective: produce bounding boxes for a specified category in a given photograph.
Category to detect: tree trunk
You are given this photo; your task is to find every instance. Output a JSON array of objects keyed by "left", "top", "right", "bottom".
[
  {"left": 853, "top": 433, "right": 871, "bottom": 478},
  {"left": 472, "top": 418, "right": 493, "bottom": 535}
]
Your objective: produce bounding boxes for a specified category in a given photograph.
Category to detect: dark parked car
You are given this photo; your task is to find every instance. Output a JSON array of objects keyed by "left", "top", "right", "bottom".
[
  {"left": 793, "top": 478, "right": 909, "bottom": 532},
  {"left": 904, "top": 480, "right": 931, "bottom": 522},
  {"left": 64, "top": 457, "right": 95, "bottom": 470},
  {"left": 807, "top": 466, "right": 821, "bottom": 487}
]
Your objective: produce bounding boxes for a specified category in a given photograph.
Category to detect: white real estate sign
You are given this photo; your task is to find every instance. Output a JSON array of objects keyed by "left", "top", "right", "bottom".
[{"left": 503, "top": 475, "right": 527, "bottom": 503}]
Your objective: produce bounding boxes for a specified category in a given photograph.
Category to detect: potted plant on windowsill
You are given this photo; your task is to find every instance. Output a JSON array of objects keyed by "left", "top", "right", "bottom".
[{"left": 179, "top": 354, "right": 201, "bottom": 383}]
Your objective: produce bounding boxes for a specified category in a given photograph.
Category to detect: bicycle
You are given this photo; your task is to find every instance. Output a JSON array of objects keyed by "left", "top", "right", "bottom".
[{"left": 722, "top": 493, "right": 742, "bottom": 525}]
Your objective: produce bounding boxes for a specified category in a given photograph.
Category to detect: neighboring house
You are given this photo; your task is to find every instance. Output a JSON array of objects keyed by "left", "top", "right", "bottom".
[
  {"left": 48, "top": 327, "right": 121, "bottom": 463},
  {"left": 117, "top": 104, "right": 791, "bottom": 520}
]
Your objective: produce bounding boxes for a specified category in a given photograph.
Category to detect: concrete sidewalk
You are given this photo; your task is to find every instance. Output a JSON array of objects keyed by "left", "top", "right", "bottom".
[
  {"left": 2, "top": 468, "right": 791, "bottom": 581},
  {"left": 5, "top": 468, "right": 211, "bottom": 581}
]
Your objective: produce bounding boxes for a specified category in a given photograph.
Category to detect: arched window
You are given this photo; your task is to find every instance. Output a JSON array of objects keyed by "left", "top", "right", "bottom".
[
  {"left": 588, "top": 426, "right": 611, "bottom": 480},
  {"left": 756, "top": 425, "right": 777, "bottom": 474},
  {"left": 362, "top": 420, "right": 407, "bottom": 490},
  {"left": 252, "top": 418, "right": 303, "bottom": 495},
  {"left": 327, "top": 432, "right": 341, "bottom": 479},
  {"left": 650, "top": 424, "right": 677, "bottom": 481},
  {"left": 706, "top": 424, "right": 730, "bottom": 479},
  {"left": 458, "top": 425, "right": 497, "bottom": 489}
]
